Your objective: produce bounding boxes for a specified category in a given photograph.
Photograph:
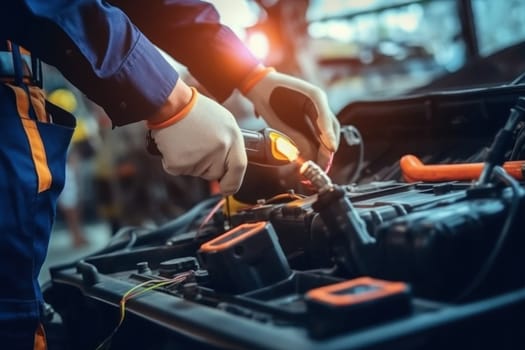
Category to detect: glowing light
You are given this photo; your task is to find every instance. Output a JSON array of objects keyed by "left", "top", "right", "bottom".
[
  {"left": 271, "top": 132, "right": 299, "bottom": 162},
  {"left": 247, "top": 32, "right": 270, "bottom": 60},
  {"left": 211, "top": 0, "right": 258, "bottom": 28}
]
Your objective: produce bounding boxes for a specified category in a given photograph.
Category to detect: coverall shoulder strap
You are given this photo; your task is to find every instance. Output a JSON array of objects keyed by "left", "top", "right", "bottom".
[{"left": 10, "top": 42, "right": 39, "bottom": 121}]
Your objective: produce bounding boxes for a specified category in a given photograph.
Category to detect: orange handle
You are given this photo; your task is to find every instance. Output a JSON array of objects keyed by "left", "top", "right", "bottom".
[{"left": 400, "top": 155, "right": 524, "bottom": 182}]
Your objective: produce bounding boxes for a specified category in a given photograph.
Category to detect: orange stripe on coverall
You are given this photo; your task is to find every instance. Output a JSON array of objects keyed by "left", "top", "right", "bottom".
[
  {"left": 7, "top": 84, "right": 52, "bottom": 193},
  {"left": 33, "top": 323, "right": 47, "bottom": 350}
]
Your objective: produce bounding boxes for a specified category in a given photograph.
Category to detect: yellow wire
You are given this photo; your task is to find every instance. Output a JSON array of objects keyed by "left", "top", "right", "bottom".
[
  {"left": 119, "top": 279, "right": 172, "bottom": 324},
  {"left": 265, "top": 192, "right": 304, "bottom": 204},
  {"left": 96, "top": 273, "right": 189, "bottom": 350}
]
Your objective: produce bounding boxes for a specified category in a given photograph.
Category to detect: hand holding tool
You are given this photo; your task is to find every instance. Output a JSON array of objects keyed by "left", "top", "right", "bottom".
[
  {"left": 241, "top": 65, "right": 340, "bottom": 169},
  {"left": 224, "top": 128, "right": 298, "bottom": 220},
  {"left": 148, "top": 87, "right": 247, "bottom": 196}
]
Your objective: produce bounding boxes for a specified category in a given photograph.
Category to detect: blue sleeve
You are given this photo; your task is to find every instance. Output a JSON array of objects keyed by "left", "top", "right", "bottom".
[
  {"left": 110, "top": 0, "right": 261, "bottom": 102},
  {"left": 1, "top": 0, "right": 179, "bottom": 126}
]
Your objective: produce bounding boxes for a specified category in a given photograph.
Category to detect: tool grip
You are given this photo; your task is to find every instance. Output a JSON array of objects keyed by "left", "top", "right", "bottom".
[{"left": 242, "top": 128, "right": 267, "bottom": 164}]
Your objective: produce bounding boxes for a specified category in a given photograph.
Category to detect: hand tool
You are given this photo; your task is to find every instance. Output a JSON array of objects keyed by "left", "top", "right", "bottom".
[
  {"left": 148, "top": 127, "right": 299, "bottom": 166},
  {"left": 241, "top": 127, "right": 299, "bottom": 166}
]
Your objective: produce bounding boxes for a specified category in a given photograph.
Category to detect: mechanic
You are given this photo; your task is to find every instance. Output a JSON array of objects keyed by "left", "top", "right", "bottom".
[
  {"left": 108, "top": 0, "right": 340, "bottom": 170},
  {"left": 0, "top": 1, "right": 339, "bottom": 348}
]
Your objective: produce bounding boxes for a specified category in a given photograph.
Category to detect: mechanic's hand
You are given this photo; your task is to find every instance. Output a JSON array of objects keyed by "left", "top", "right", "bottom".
[
  {"left": 242, "top": 65, "right": 340, "bottom": 169},
  {"left": 148, "top": 84, "right": 247, "bottom": 195}
]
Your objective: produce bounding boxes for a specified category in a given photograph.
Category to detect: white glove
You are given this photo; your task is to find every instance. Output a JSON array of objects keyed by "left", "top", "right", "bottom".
[
  {"left": 243, "top": 67, "right": 340, "bottom": 169},
  {"left": 149, "top": 87, "right": 247, "bottom": 195}
]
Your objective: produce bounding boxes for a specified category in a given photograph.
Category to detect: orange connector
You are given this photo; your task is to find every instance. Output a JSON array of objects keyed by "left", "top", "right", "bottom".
[{"left": 400, "top": 154, "right": 525, "bottom": 182}]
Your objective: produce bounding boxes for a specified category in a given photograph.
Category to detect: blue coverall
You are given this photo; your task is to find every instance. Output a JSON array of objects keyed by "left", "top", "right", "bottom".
[{"left": 0, "top": 1, "right": 259, "bottom": 348}]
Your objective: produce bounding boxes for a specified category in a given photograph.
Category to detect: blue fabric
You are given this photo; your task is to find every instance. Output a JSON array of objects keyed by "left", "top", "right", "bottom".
[
  {"left": 0, "top": 0, "right": 179, "bottom": 126},
  {"left": 0, "top": 82, "right": 73, "bottom": 347},
  {"left": 109, "top": 0, "right": 260, "bottom": 102},
  {"left": 0, "top": 1, "right": 258, "bottom": 345},
  {"left": 0, "top": 0, "right": 259, "bottom": 126}
]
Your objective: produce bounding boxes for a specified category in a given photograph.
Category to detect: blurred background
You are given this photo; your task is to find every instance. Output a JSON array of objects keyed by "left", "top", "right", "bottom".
[{"left": 39, "top": 0, "right": 525, "bottom": 282}]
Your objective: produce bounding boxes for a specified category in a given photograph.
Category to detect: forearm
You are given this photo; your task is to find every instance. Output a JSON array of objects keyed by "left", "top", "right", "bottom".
[
  {"left": 1, "top": 1, "right": 180, "bottom": 126},
  {"left": 110, "top": 0, "right": 260, "bottom": 102}
]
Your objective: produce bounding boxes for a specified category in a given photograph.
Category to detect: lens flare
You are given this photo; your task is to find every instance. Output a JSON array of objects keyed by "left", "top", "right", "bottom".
[{"left": 247, "top": 32, "right": 270, "bottom": 61}]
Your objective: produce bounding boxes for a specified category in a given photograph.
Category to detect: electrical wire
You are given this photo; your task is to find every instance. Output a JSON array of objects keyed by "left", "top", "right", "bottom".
[
  {"left": 195, "top": 191, "right": 305, "bottom": 240},
  {"left": 225, "top": 195, "right": 231, "bottom": 230},
  {"left": 84, "top": 195, "right": 221, "bottom": 256},
  {"left": 105, "top": 226, "right": 145, "bottom": 251},
  {"left": 124, "top": 232, "right": 137, "bottom": 250},
  {"left": 347, "top": 126, "right": 365, "bottom": 184},
  {"left": 510, "top": 125, "right": 525, "bottom": 160},
  {"left": 95, "top": 272, "right": 191, "bottom": 350},
  {"left": 193, "top": 190, "right": 306, "bottom": 242},
  {"left": 334, "top": 125, "right": 365, "bottom": 184},
  {"left": 455, "top": 166, "right": 522, "bottom": 302},
  {"left": 477, "top": 97, "right": 525, "bottom": 185},
  {"left": 264, "top": 192, "right": 305, "bottom": 204},
  {"left": 143, "top": 195, "right": 222, "bottom": 241},
  {"left": 511, "top": 71, "right": 525, "bottom": 85},
  {"left": 194, "top": 198, "right": 225, "bottom": 240}
]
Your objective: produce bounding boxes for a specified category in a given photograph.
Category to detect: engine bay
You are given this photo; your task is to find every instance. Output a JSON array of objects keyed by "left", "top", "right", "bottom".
[{"left": 46, "top": 83, "right": 525, "bottom": 350}]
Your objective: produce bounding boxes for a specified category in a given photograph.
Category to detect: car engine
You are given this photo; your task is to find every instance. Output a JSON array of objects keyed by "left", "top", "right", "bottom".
[{"left": 45, "top": 83, "right": 525, "bottom": 350}]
